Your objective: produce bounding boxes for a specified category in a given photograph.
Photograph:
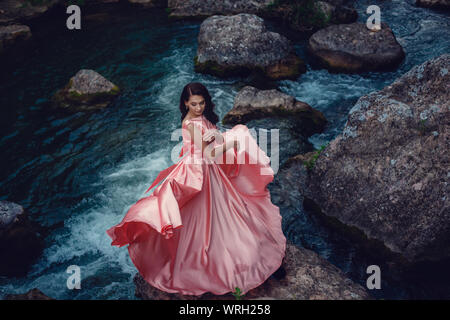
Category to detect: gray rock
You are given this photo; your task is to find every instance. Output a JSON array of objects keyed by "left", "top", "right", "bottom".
[
  {"left": 51, "top": 69, "right": 120, "bottom": 111},
  {"left": 223, "top": 86, "right": 327, "bottom": 137},
  {"left": 0, "top": 200, "right": 23, "bottom": 228},
  {"left": 134, "top": 241, "right": 371, "bottom": 300},
  {"left": 0, "top": 24, "right": 31, "bottom": 55},
  {"left": 0, "top": 200, "right": 45, "bottom": 277},
  {"left": 303, "top": 53, "right": 450, "bottom": 262},
  {"left": 261, "top": 0, "right": 357, "bottom": 34},
  {"left": 167, "top": 0, "right": 273, "bottom": 19},
  {"left": 195, "top": 13, "right": 306, "bottom": 80},
  {"left": 307, "top": 22, "right": 405, "bottom": 73},
  {"left": 0, "top": 0, "right": 59, "bottom": 26}
]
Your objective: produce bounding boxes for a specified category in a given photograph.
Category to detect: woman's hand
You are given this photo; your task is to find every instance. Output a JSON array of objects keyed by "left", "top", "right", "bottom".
[{"left": 203, "top": 129, "right": 222, "bottom": 143}]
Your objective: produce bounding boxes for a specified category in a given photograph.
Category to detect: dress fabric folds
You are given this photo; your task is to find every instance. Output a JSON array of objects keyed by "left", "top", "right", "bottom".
[{"left": 106, "top": 115, "right": 286, "bottom": 296}]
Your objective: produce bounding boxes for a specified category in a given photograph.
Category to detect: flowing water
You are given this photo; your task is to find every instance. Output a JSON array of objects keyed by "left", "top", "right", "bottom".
[{"left": 0, "top": 1, "right": 448, "bottom": 299}]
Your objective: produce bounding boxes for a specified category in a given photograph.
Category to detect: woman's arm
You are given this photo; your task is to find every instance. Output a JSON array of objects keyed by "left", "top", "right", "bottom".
[{"left": 186, "top": 123, "right": 238, "bottom": 160}]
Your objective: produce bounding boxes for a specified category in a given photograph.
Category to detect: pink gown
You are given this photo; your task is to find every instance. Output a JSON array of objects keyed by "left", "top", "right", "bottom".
[{"left": 106, "top": 114, "right": 286, "bottom": 296}]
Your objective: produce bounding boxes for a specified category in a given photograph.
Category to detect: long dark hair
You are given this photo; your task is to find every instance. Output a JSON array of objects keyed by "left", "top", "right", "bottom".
[{"left": 179, "top": 82, "right": 219, "bottom": 126}]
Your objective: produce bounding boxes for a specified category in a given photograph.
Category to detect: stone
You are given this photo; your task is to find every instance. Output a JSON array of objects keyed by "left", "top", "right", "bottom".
[
  {"left": 0, "top": 24, "right": 31, "bottom": 55},
  {"left": 307, "top": 22, "right": 405, "bottom": 73},
  {"left": 195, "top": 13, "right": 306, "bottom": 80},
  {"left": 167, "top": 0, "right": 272, "bottom": 20},
  {"left": 134, "top": 241, "right": 371, "bottom": 300},
  {"left": 51, "top": 69, "right": 120, "bottom": 111},
  {"left": 302, "top": 53, "right": 450, "bottom": 262},
  {"left": 0, "top": 200, "right": 45, "bottom": 277},
  {"left": 222, "top": 86, "right": 327, "bottom": 137}
]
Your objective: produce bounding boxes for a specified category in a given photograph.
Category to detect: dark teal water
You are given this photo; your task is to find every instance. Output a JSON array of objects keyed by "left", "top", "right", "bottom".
[{"left": 0, "top": 1, "right": 448, "bottom": 299}]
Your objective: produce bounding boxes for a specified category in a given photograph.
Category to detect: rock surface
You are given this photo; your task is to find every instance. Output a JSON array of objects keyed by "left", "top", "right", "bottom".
[
  {"left": 168, "top": 0, "right": 272, "bottom": 19},
  {"left": 51, "top": 69, "right": 120, "bottom": 111},
  {"left": 263, "top": 0, "right": 357, "bottom": 33},
  {"left": 223, "top": 86, "right": 327, "bottom": 137},
  {"left": 134, "top": 241, "right": 371, "bottom": 300},
  {"left": 195, "top": 13, "right": 306, "bottom": 80},
  {"left": 303, "top": 54, "right": 450, "bottom": 262},
  {"left": 0, "top": 0, "right": 60, "bottom": 26},
  {"left": 0, "top": 24, "right": 31, "bottom": 55},
  {"left": 0, "top": 200, "right": 45, "bottom": 277},
  {"left": 307, "top": 22, "right": 405, "bottom": 73},
  {"left": 4, "top": 288, "right": 54, "bottom": 300}
]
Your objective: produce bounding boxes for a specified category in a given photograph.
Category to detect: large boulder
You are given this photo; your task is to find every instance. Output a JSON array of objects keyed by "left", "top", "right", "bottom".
[
  {"left": 222, "top": 86, "right": 327, "bottom": 137},
  {"left": 307, "top": 22, "right": 405, "bottom": 73},
  {"left": 0, "top": 24, "right": 31, "bottom": 55},
  {"left": 195, "top": 13, "right": 306, "bottom": 80},
  {"left": 0, "top": 200, "right": 45, "bottom": 277},
  {"left": 416, "top": 0, "right": 450, "bottom": 10},
  {"left": 167, "top": 0, "right": 272, "bottom": 19},
  {"left": 0, "top": 0, "right": 60, "bottom": 26},
  {"left": 303, "top": 54, "right": 450, "bottom": 263},
  {"left": 134, "top": 241, "right": 371, "bottom": 300},
  {"left": 51, "top": 69, "right": 120, "bottom": 111},
  {"left": 262, "top": 0, "right": 357, "bottom": 34}
]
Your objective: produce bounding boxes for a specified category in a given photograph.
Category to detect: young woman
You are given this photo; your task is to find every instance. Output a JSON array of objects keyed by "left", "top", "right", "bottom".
[{"left": 106, "top": 82, "right": 286, "bottom": 296}]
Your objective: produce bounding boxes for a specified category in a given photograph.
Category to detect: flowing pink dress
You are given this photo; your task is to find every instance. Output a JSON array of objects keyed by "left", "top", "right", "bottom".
[{"left": 106, "top": 115, "right": 286, "bottom": 296}]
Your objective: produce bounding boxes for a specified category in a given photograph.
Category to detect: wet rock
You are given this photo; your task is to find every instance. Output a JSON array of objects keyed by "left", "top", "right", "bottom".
[
  {"left": 0, "top": 200, "right": 45, "bottom": 277},
  {"left": 51, "top": 69, "right": 120, "bottom": 111},
  {"left": 195, "top": 13, "right": 306, "bottom": 80},
  {"left": 0, "top": 24, "right": 31, "bottom": 55},
  {"left": 222, "top": 86, "right": 327, "bottom": 137},
  {"left": 262, "top": 0, "right": 357, "bottom": 34},
  {"left": 167, "top": 0, "right": 272, "bottom": 20},
  {"left": 303, "top": 53, "right": 450, "bottom": 262},
  {"left": 4, "top": 288, "right": 54, "bottom": 300},
  {"left": 0, "top": 0, "right": 60, "bottom": 26},
  {"left": 134, "top": 241, "right": 371, "bottom": 300},
  {"left": 307, "top": 22, "right": 405, "bottom": 73}
]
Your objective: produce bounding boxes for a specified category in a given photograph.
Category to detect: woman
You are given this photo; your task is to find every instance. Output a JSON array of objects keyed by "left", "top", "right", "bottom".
[{"left": 106, "top": 82, "right": 286, "bottom": 296}]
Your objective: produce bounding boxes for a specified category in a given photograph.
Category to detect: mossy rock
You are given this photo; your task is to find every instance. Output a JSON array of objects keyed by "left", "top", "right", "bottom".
[
  {"left": 194, "top": 54, "right": 306, "bottom": 80},
  {"left": 51, "top": 70, "right": 120, "bottom": 112}
]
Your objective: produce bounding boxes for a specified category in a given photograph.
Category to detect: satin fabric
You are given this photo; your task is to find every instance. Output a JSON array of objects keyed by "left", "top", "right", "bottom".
[{"left": 106, "top": 115, "right": 286, "bottom": 296}]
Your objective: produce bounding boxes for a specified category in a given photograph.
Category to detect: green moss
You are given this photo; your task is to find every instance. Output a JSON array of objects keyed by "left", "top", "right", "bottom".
[
  {"left": 68, "top": 90, "right": 82, "bottom": 99},
  {"left": 418, "top": 119, "right": 428, "bottom": 135},
  {"left": 263, "top": 0, "right": 332, "bottom": 30},
  {"left": 232, "top": 287, "right": 244, "bottom": 300},
  {"left": 109, "top": 84, "right": 120, "bottom": 95},
  {"left": 194, "top": 56, "right": 252, "bottom": 78},
  {"left": 303, "top": 144, "right": 326, "bottom": 170}
]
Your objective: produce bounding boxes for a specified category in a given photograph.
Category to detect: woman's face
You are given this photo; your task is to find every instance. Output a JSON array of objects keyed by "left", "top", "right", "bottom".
[{"left": 185, "top": 95, "right": 205, "bottom": 116}]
